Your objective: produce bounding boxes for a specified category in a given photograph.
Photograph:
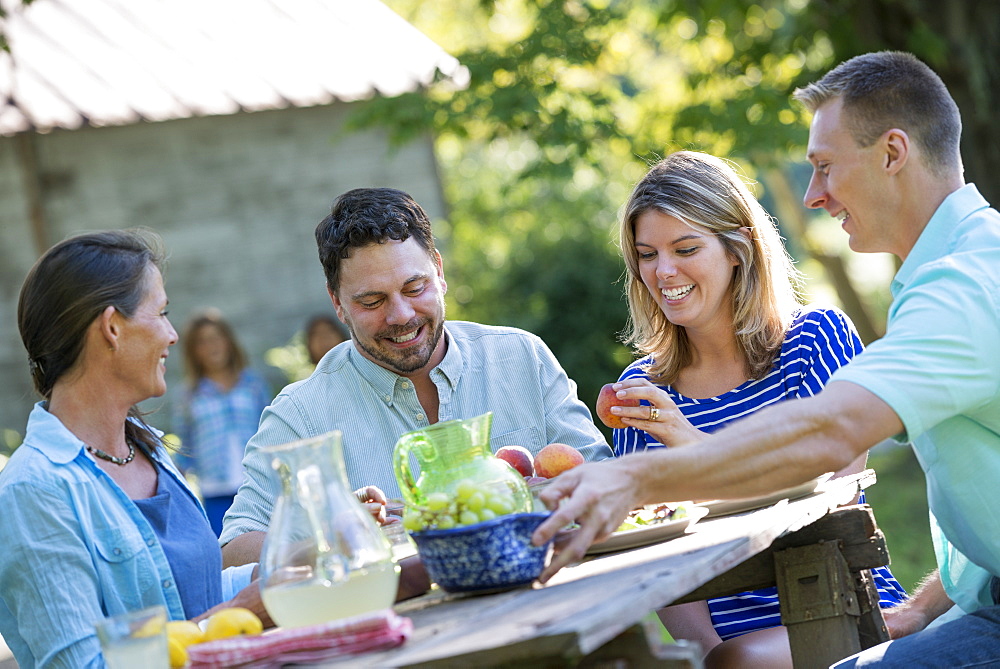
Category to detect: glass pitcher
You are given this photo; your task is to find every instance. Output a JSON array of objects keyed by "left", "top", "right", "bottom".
[
  {"left": 259, "top": 431, "right": 399, "bottom": 629},
  {"left": 393, "top": 412, "right": 532, "bottom": 524}
]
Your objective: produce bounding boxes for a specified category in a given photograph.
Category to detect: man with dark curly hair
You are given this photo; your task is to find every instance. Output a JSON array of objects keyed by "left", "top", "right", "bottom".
[{"left": 221, "top": 187, "right": 612, "bottom": 573}]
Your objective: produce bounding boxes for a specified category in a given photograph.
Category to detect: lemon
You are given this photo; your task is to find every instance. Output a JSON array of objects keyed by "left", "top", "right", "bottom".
[
  {"left": 202, "top": 607, "right": 263, "bottom": 641},
  {"left": 166, "top": 619, "right": 204, "bottom": 646},
  {"left": 167, "top": 636, "right": 189, "bottom": 668},
  {"left": 165, "top": 619, "right": 204, "bottom": 668},
  {"left": 133, "top": 616, "right": 164, "bottom": 639}
]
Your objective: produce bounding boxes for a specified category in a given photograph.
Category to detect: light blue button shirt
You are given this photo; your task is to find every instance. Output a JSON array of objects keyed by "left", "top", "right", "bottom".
[
  {"left": 0, "top": 404, "right": 255, "bottom": 669},
  {"left": 221, "top": 321, "right": 613, "bottom": 545},
  {"left": 831, "top": 184, "right": 1000, "bottom": 612}
]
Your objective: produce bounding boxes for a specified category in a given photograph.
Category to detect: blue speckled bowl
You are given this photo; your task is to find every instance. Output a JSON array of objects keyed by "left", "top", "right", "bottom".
[{"left": 410, "top": 512, "right": 554, "bottom": 594}]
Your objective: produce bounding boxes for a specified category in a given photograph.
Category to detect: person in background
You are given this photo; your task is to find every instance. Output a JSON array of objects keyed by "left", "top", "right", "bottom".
[
  {"left": 532, "top": 51, "right": 1000, "bottom": 668},
  {"left": 220, "top": 187, "right": 613, "bottom": 571},
  {"left": 305, "top": 313, "right": 349, "bottom": 366},
  {"left": 609, "top": 151, "right": 906, "bottom": 668},
  {"left": 0, "top": 229, "right": 264, "bottom": 668},
  {"left": 172, "top": 309, "right": 272, "bottom": 536}
]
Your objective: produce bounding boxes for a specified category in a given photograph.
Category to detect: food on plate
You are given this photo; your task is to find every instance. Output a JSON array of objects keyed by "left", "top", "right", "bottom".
[
  {"left": 495, "top": 445, "right": 534, "bottom": 477},
  {"left": 402, "top": 479, "right": 519, "bottom": 532},
  {"left": 615, "top": 503, "right": 690, "bottom": 533},
  {"left": 202, "top": 607, "right": 263, "bottom": 642},
  {"left": 534, "top": 443, "right": 584, "bottom": 478},
  {"left": 595, "top": 382, "right": 641, "bottom": 429}
]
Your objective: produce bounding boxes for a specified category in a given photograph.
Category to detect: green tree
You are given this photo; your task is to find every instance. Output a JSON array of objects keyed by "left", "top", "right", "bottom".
[
  {"left": 675, "top": 0, "right": 1000, "bottom": 205},
  {"left": 371, "top": 0, "right": 997, "bottom": 380},
  {"left": 366, "top": 0, "right": 829, "bottom": 422}
]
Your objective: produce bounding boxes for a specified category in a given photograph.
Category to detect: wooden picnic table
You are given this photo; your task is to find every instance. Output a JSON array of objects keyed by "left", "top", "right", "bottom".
[{"left": 316, "top": 470, "right": 890, "bottom": 668}]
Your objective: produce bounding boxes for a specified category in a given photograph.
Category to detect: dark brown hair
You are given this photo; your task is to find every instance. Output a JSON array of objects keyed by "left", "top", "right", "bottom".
[
  {"left": 315, "top": 188, "right": 437, "bottom": 294},
  {"left": 18, "top": 228, "right": 166, "bottom": 446}
]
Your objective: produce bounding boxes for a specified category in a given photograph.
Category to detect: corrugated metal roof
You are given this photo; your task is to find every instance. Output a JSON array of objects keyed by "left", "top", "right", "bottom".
[{"left": 0, "top": 0, "right": 465, "bottom": 135}]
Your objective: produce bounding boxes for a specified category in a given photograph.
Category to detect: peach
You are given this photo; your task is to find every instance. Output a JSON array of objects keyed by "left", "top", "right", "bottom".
[
  {"left": 534, "top": 443, "right": 584, "bottom": 478},
  {"left": 595, "top": 383, "right": 640, "bottom": 429},
  {"left": 495, "top": 445, "right": 534, "bottom": 477}
]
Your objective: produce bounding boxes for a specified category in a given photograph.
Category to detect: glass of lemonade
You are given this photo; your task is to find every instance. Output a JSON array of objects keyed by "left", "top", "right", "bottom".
[{"left": 94, "top": 605, "right": 168, "bottom": 669}]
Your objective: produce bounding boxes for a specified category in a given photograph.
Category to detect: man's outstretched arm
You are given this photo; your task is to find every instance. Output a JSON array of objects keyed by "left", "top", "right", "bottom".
[{"left": 533, "top": 381, "right": 904, "bottom": 581}]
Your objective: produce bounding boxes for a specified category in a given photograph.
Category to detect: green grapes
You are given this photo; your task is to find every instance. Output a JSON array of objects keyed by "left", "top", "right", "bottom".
[
  {"left": 465, "top": 491, "right": 485, "bottom": 512},
  {"left": 405, "top": 478, "right": 520, "bottom": 531},
  {"left": 425, "top": 492, "right": 451, "bottom": 511}
]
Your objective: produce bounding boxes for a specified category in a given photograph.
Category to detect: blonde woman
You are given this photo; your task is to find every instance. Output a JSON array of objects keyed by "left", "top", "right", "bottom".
[{"left": 609, "top": 151, "right": 906, "bottom": 668}]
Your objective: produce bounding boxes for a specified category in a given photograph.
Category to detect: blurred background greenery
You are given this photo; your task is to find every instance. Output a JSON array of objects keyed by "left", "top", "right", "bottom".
[{"left": 865, "top": 446, "right": 935, "bottom": 594}]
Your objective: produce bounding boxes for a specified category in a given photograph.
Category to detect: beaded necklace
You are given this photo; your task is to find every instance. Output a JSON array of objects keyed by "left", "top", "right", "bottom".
[{"left": 86, "top": 437, "right": 135, "bottom": 466}]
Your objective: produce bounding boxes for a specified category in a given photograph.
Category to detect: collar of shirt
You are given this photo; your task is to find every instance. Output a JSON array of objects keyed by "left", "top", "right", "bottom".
[
  {"left": 24, "top": 402, "right": 168, "bottom": 467},
  {"left": 345, "top": 324, "right": 463, "bottom": 405},
  {"left": 892, "top": 183, "right": 990, "bottom": 297}
]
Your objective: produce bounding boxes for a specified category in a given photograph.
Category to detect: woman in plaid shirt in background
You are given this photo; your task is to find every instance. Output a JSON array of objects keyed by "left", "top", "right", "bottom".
[{"left": 172, "top": 309, "right": 272, "bottom": 536}]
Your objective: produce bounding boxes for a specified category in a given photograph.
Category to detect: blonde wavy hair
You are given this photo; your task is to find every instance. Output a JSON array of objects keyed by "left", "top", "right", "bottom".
[{"left": 620, "top": 151, "right": 802, "bottom": 384}]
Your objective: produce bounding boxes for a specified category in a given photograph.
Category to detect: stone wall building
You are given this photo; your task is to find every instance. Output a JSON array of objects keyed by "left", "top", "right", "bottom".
[{"left": 0, "top": 0, "right": 463, "bottom": 439}]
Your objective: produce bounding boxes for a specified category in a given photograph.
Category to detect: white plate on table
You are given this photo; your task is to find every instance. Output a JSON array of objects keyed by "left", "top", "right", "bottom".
[
  {"left": 585, "top": 505, "right": 709, "bottom": 555},
  {"left": 694, "top": 473, "right": 833, "bottom": 519}
]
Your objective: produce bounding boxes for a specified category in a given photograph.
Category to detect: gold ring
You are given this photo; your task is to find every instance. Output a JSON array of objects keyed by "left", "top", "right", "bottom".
[{"left": 649, "top": 407, "right": 660, "bottom": 421}]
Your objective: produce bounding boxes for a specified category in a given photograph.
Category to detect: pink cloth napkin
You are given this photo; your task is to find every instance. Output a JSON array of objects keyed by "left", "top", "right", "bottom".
[{"left": 187, "top": 610, "right": 413, "bottom": 669}]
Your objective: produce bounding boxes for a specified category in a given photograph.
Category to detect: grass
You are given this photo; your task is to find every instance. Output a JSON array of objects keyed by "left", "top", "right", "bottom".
[{"left": 864, "top": 444, "right": 937, "bottom": 594}]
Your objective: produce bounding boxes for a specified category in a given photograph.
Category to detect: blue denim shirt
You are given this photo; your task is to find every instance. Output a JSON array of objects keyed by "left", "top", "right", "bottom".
[{"left": 0, "top": 403, "right": 255, "bottom": 669}]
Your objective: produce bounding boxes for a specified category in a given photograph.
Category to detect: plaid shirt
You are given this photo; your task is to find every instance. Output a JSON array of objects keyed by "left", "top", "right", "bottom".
[{"left": 172, "top": 370, "right": 272, "bottom": 497}]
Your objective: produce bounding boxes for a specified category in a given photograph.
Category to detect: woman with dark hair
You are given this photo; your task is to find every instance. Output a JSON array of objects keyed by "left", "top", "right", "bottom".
[
  {"left": 173, "top": 309, "right": 271, "bottom": 536},
  {"left": 0, "top": 229, "right": 268, "bottom": 667},
  {"left": 304, "top": 313, "right": 348, "bottom": 366},
  {"left": 609, "top": 152, "right": 907, "bottom": 668}
]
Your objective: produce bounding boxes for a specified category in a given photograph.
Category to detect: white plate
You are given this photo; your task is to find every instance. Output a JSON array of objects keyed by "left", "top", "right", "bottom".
[
  {"left": 585, "top": 505, "right": 709, "bottom": 555},
  {"left": 695, "top": 473, "right": 833, "bottom": 519}
]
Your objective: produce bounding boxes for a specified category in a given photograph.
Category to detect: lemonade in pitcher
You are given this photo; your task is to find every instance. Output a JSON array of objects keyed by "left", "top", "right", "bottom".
[
  {"left": 259, "top": 432, "right": 399, "bottom": 628},
  {"left": 261, "top": 562, "right": 400, "bottom": 629}
]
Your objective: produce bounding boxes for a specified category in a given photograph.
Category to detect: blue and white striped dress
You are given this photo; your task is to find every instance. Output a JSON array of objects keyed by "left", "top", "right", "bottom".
[{"left": 613, "top": 305, "right": 908, "bottom": 640}]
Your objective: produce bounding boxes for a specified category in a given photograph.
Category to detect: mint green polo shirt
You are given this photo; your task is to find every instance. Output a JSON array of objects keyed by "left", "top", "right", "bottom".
[{"left": 831, "top": 184, "right": 1000, "bottom": 613}]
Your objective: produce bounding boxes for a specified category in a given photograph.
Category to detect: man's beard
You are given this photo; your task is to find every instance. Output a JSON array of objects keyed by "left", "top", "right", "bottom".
[{"left": 347, "top": 316, "right": 446, "bottom": 375}]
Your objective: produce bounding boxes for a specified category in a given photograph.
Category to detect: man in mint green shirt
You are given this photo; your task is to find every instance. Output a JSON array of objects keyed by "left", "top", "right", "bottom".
[
  {"left": 831, "top": 182, "right": 1000, "bottom": 618},
  {"left": 532, "top": 52, "right": 1000, "bottom": 667}
]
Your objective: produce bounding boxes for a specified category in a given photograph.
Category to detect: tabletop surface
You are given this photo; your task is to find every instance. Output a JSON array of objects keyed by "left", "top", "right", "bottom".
[{"left": 315, "top": 470, "right": 875, "bottom": 668}]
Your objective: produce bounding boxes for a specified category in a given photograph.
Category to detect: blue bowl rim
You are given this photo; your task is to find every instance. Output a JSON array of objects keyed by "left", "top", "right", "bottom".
[{"left": 409, "top": 511, "right": 553, "bottom": 540}]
